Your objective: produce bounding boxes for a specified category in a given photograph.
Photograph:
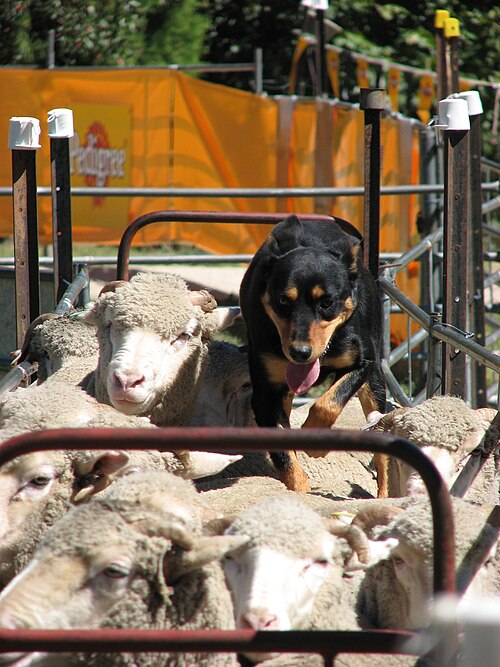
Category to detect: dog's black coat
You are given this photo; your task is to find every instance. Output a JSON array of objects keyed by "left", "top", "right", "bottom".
[{"left": 239, "top": 215, "right": 385, "bottom": 489}]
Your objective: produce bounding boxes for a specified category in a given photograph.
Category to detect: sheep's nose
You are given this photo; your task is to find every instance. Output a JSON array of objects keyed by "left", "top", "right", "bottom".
[
  {"left": 288, "top": 344, "right": 312, "bottom": 363},
  {"left": 112, "top": 370, "right": 145, "bottom": 391},
  {"left": 241, "top": 609, "right": 279, "bottom": 630}
]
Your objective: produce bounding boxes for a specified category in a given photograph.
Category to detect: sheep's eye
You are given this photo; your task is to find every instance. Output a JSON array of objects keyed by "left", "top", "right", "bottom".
[
  {"left": 103, "top": 564, "right": 130, "bottom": 579},
  {"left": 314, "top": 559, "right": 329, "bottom": 567},
  {"left": 392, "top": 556, "right": 405, "bottom": 567},
  {"left": 29, "top": 475, "right": 52, "bottom": 488}
]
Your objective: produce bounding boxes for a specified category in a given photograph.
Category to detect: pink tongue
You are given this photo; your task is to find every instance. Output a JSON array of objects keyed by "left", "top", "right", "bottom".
[{"left": 285, "top": 359, "right": 320, "bottom": 394}]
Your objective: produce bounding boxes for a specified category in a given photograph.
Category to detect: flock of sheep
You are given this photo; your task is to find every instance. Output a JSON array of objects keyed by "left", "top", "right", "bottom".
[{"left": 0, "top": 270, "right": 498, "bottom": 667}]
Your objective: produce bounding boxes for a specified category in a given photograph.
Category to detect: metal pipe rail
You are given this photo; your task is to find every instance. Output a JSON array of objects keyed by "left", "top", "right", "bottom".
[
  {"left": 116, "top": 211, "right": 347, "bottom": 280},
  {"left": 0, "top": 182, "right": 499, "bottom": 198},
  {"left": 0, "top": 628, "right": 418, "bottom": 663},
  {"left": 0, "top": 427, "right": 454, "bottom": 663},
  {"left": 0, "top": 427, "right": 456, "bottom": 594},
  {"left": 380, "top": 277, "right": 500, "bottom": 375}
]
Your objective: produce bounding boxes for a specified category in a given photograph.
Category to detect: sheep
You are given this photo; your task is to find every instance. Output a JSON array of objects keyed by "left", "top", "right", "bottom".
[
  {"left": 216, "top": 495, "right": 372, "bottom": 664},
  {"left": 11, "top": 311, "right": 100, "bottom": 385},
  {"left": 0, "top": 424, "right": 239, "bottom": 592},
  {"left": 75, "top": 272, "right": 237, "bottom": 426},
  {"left": 364, "top": 396, "right": 499, "bottom": 503},
  {"left": 354, "top": 496, "right": 500, "bottom": 631},
  {"left": 190, "top": 340, "right": 255, "bottom": 427},
  {"left": 0, "top": 376, "right": 242, "bottom": 484},
  {"left": 0, "top": 471, "right": 247, "bottom": 667}
]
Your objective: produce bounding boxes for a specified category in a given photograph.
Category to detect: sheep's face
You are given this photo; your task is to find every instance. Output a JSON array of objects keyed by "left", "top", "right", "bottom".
[
  {"left": 0, "top": 452, "right": 70, "bottom": 564},
  {"left": 388, "top": 541, "right": 432, "bottom": 629},
  {"left": 81, "top": 273, "right": 219, "bottom": 418},
  {"left": 104, "top": 313, "right": 202, "bottom": 415}
]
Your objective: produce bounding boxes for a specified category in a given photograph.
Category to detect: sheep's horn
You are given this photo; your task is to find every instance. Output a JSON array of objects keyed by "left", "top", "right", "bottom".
[
  {"left": 324, "top": 518, "right": 371, "bottom": 565},
  {"left": 351, "top": 505, "right": 404, "bottom": 535},
  {"left": 11, "top": 312, "right": 62, "bottom": 365},
  {"left": 98, "top": 280, "right": 128, "bottom": 296},
  {"left": 189, "top": 289, "right": 218, "bottom": 312}
]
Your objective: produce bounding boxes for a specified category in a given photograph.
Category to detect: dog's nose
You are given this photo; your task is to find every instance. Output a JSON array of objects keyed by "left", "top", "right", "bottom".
[{"left": 288, "top": 344, "right": 312, "bottom": 362}]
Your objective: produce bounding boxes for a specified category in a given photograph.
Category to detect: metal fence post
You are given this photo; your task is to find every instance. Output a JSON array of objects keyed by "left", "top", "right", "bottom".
[
  {"left": 434, "top": 9, "right": 450, "bottom": 101},
  {"left": 439, "top": 98, "right": 470, "bottom": 397},
  {"left": 8, "top": 116, "right": 42, "bottom": 350},
  {"left": 427, "top": 312, "right": 443, "bottom": 398},
  {"left": 454, "top": 92, "right": 487, "bottom": 407},
  {"left": 48, "top": 108, "right": 74, "bottom": 304},
  {"left": 360, "top": 88, "right": 386, "bottom": 282},
  {"left": 444, "top": 18, "right": 460, "bottom": 95}
]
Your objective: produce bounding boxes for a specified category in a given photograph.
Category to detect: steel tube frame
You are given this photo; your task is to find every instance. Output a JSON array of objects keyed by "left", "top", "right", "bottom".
[
  {"left": 1, "top": 182, "right": 497, "bottom": 199},
  {"left": 0, "top": 427, "right": 456, "bottom": 596},
  {"left": 0, "top": 628, "right": 418, "bottom": 660},
  {"left": 380, "top": 277, "right": 500, "bottom": 374},
  {"left": 116, "top": 211, "right": 340, "bottom": 280}
]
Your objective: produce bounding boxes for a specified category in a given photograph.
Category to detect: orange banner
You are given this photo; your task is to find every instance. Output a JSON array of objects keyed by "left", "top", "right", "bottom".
[{"left": 0, "top": 68, "right": 420, "bottom": 263}]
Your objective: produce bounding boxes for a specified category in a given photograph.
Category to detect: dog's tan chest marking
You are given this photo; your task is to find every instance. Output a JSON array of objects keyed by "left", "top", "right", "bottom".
[{"left": 262, "top": 353, "right": 288, "bottom": 385}]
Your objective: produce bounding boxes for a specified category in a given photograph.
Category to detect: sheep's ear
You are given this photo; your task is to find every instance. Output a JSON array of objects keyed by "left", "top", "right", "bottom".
[
  {"left": 72, "top": 450, "right": 131, "bottom": 503},
  {"left": 164, "top": 534, "right": 249, "bottom": 583},
  {"left": 203, "top": 306, "right": 241, "bottom": 333}
]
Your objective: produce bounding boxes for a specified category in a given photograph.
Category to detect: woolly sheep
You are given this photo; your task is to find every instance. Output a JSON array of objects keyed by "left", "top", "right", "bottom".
[
  {"left": 365, "top": 396, "right": 499, "bottom": 503},
  {"left": 355, "top": 496, "right": 500, "bottom": 631},
  {"left": 0, "top": 427, "right": 239, "bottom": 592},
  {"left": 0, "top": 447, "right": 150, "bottom": 590},
  {"left": 0, "top": 375, "right": 241, "bottom": 479},
  {"left": 219, "top": 495, "right": 371, "bottom": 663},
  {"left": 0, "top": 471, "right": 247, "bottom": 667},
  {"left": 78, "top": 272, "right": 238, "bottom": 425},
  {"left": 12, "top": 311, "right": 99, "bottom": 385}
]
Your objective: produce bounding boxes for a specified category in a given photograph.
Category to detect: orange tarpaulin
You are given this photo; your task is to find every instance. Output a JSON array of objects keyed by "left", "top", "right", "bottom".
[{"left": 0, "top": 68, "right": 420, "bottom": 258}]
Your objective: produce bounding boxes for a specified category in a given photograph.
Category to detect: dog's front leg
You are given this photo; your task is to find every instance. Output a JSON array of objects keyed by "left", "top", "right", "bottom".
[
  {"left": 250, "top": 366, "right": 311, "bottom": 493},
  {"left": 302, "top": 364, "right": 388, "bottom": 498}
]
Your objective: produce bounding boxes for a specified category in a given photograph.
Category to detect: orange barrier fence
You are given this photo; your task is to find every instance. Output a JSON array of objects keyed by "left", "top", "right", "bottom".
[{"left": 0, "top": 68, "right": 420, "bottom": 261}]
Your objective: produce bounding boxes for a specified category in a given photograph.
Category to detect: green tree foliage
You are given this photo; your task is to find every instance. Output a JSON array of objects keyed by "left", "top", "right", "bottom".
[
  {"left": 200, "top": 1, "right": 303, "bottom": 93},
  {"left": 0, "top": 0, "right": 208, "bottom": 66}
]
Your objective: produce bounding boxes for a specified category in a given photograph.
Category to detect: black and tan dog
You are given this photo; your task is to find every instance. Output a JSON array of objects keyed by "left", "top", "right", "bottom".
[{"left": 240, "top": 214, "right": 386, "bottom": 494}]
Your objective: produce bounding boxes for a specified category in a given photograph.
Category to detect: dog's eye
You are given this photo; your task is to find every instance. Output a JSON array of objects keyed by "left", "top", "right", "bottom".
[
  {"left": 278, "top": 295, "right": 289, "bottom": 306},
  {"left": 319, "top": 297, "right": 334, "bottom": 309}
]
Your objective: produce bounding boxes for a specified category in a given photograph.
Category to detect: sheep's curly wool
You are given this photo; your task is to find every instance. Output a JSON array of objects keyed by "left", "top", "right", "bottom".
[
  {"left": 225, "top": 495, "right": 347, "bottom": 560},
  {"left": 376, "top": 396, "right": 498, "bottom": 452}
]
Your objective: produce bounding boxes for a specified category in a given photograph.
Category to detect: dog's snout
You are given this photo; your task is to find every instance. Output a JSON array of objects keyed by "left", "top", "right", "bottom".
[{"left": 288, "top": 344, "right": 312, "bottom": 363}]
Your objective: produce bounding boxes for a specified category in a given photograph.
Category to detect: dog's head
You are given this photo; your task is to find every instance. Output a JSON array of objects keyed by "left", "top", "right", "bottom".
[{"left": 260, "top": 216, "right": 361, "bottom": 392}]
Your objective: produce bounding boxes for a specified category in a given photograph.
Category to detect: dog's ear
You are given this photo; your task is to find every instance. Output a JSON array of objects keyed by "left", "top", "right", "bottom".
[
  {"left": 330, "top": 235, "right": 362, "bottom": 279},
  {"left": 268, "top": 215, "right": 305, "bottom": 257}
]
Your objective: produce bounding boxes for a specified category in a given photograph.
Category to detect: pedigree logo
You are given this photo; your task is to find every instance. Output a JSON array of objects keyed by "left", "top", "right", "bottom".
[
  {"left": 70, "top": 122, "right": 126, "bottom": 188},
  {"left": 69, "top": 104, "right": 130, "bottom": 211}
]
